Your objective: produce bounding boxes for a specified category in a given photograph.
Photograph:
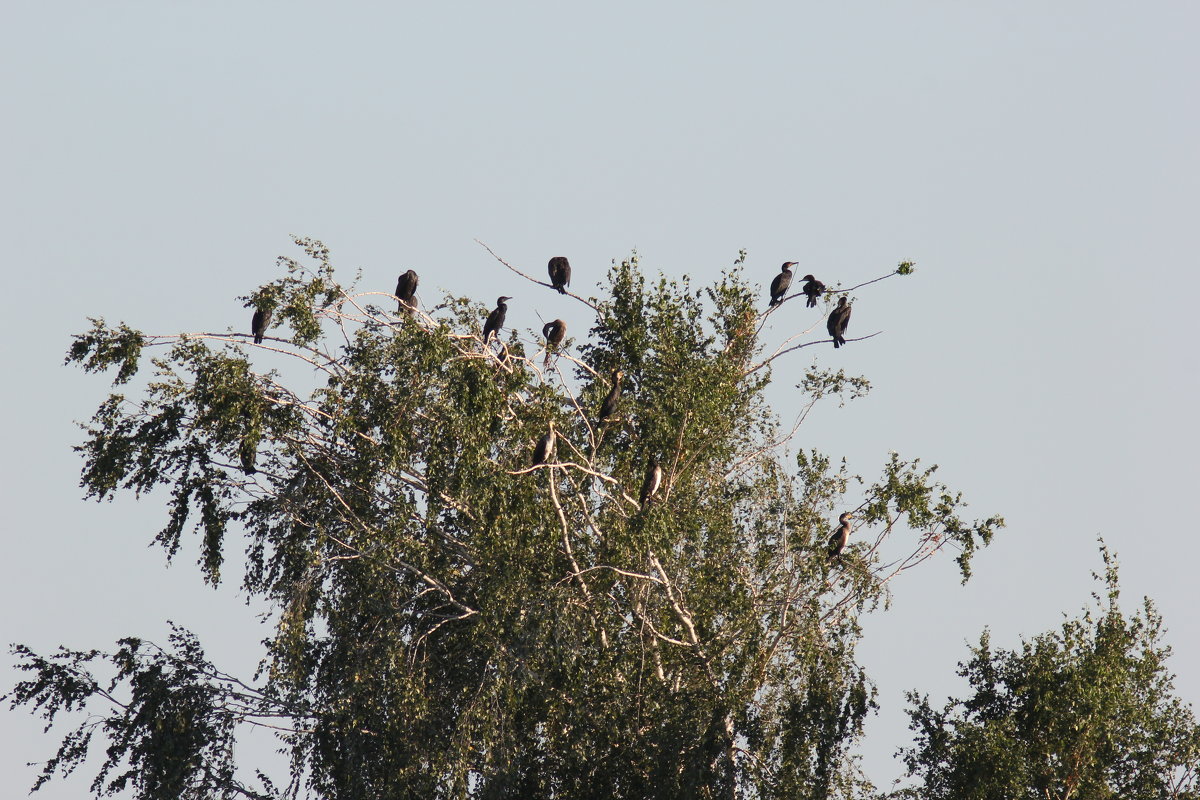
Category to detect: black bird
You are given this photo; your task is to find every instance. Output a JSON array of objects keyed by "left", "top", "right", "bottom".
[
  {"left": 542, "top": 319, "right": 567, "bottom": 365},
  {"left": 828, "top": 512, "right": 853, "bottom": 559},
  {"left": 640, "top": 457, "right": 663, "bottom": 507},
  {"left": 768, "top": 262, "right": 797, "bottom": 308},
  {"left": 239, "top": 440, "right": 257, "bottom": 476},
  {"left": 827, "top": 296, "right": 851, "bottom": 348},
  {"left": 598, "top": 369, "right": 624, "bottom": 421},
  {"left": 395, "top": 269, "right": 419, "bottom": 313},
  {"left": 548, "top": 256, "right": 571, "bottom": 294},
  {"left": 801, "top": 274, "right": 825, "bottom": 308},
  {"left": 251, "top": 307, "right": 272, "bottom": 344},
  {"left": 482, "top": 296, "right": 511, "bottom": 344},
  {"left": 532, "top": 422, "right": 557, "bottom": 466}
]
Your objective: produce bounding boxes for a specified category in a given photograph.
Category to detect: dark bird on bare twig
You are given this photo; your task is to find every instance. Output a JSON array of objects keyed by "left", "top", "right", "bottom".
[
  {"left": 828, "top": 512, "right": 853, "bottom": 559},
  {"left": 395, "top": 269, "right": 419, "bottom": 313},
  {"left": 827, "top": 296, "right": 851, "bottom": 348},
  {"left": 548, "top": 256, "right": 571, "bottom": 294},
  {"left": 542, "top": 319, "right": 566, "bottom": 366},
  {"left": 532, "top": 422, "right": 556, "bottom": 466},
  {"left": 640, "top": 457, "right": 663, "bottom": 507},
  {"left": 598, "top": 369, "right": 625, "bottom": 421},
  {"left": 801, "top": 274, "right": 825, "bottom": 308},
  {"left": 482, "top": 296, "right": 511, "bottom": 345},
  {"left": 251, "top": 307, "right": 272, "bottom": 344},
  {"left": 768, "top": 262, "right": 797, "bottom": 308}
]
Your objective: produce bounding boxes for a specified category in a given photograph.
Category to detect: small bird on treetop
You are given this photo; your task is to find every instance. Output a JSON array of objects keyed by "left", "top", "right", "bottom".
[
  {"left": 395, "top": 270, "right": 419, "bottom": 313},
  {"left": 548, "top": 257, "right": 571, "bottom": 294},
  {"left": 482, "top": 296, "right": 511, "bottom": 345},
  {"left": 768, "top": 262, "right": 797, "bottom": 308},
  {"left": 827, "top": 296, "right": 851, "bottom": 348}
]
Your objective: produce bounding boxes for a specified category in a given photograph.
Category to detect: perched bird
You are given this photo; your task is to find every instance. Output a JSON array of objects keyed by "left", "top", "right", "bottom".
[
  {"left": 543, "top": 319, "right": 566, "bottom": 348},
  {"left": 768, "top": 262, "right": 797, "bottom": 308},
  {"left": 532, "top": 422, "right": 557, "bottom": 466},
  {"left": 598, "top": 369, "right": 624, "bottom": 421},
  {"left": 639, "top": 457, "right": 663, "bottom": 507},
  {"left": 548, "top": 256, "right": 571, "bottom": 294},
  {"left": 827, "top": 296, "right": 851, "bottom": 348},
  {"left": 801, "top": 274, "right": 825, "bottom": 308},
  {"left": 239, "top": 440, "right": 257, "bottom": 476},
  {"left": 542, "top": 319, "right": 567, "bottom": 366},
  {"left": 251, "top": 307, "right": 272, "bottom": 344},
  {"left": 482, "top": 296, "right": 511, "bottom": 344},
  {"left": 395, "top": 269, "right": 419, "bottom": 313},
  {"left": 828, "top": 512, "right": 854, "bottom": 559}
]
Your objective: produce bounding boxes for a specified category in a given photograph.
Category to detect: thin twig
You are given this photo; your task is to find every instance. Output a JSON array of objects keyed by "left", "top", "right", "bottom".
[{"left": 475, "top": 239, "right": 600, "bottom": 311}]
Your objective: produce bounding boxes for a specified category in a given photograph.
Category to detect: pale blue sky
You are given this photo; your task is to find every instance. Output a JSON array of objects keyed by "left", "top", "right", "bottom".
[{"left": 3, "top": 2, "right": 1198, "bottom": 794}]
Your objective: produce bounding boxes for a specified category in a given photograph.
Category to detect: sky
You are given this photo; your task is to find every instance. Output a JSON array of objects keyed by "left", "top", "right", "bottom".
[{"left": 2, "top": 2, "right": 1198, "bottom": 795}]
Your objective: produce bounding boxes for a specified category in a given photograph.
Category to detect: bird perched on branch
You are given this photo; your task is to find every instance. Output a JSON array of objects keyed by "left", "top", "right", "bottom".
[
  {"left": 768, "top": 262, "right": 797, "bottom": 308},
  {"left": 532, "top": 422, "right": 556, "bottom": 466},
  {"left": 542, "top": 319, "right": 566, "bottom": 365},
  {"left": 395, "top": 270, "right": 419, "bottom": 313},
  {"left": 827, "top": 296, "right": 851, "bottom": 348},
  {"left": 251, "top": 306, "right": 272, "bottom": 344},
  {"left": 599, "top": 369, "right": 624, "bottom": 421},
  {"left": 640, "top": 457, "right": 663, "bottom": 507},
  {"left": 482, "top": 296, "right": 511, "bottom": 345},
  {"left": 548, "top": 257, "right": 571, "bottom": 294},
  {"left": 239, "top": 439, "right": 258, "bottom": 476},
  {"left": 801, "top": 275, "right": 825, "bottom": 308},
  {"left": 828, "top": 512, "right": 853, "bottom": 559}
]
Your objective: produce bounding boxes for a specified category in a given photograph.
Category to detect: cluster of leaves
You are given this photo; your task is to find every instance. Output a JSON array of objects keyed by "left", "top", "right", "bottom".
[
  {"left": 894, "top": 547, "right": 1200, "bottom": 800},
  {"left": 13, "top": 239, "right": 1002, "bottom": 799}
]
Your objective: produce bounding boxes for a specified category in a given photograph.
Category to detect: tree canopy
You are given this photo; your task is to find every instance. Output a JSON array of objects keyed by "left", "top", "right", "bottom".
[
  {"left": 10, "top": 238, "right": 1001, "bottom": 799},
  {"left": 894, "top": 546, "right": 1200, "bottom": 800}
]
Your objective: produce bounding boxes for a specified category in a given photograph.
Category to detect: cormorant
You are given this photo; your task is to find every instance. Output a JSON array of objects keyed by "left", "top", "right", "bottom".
[
  {"left": 543, "top": 319, "right": 566, "bottom": 348},
  {"left": 598, "top": 369, "right": 624, "bottom": 421},
  {"left": 251, "top": 307, "right": 272, "bottom": 344},
  {"left": 239, "top": 440, "right": 257, "bottom": 476},
  {"left": 482, "top": 296, "right": 511, "bottom": 344},
  {"left": 768, "top": 262, "right": 797, "bottom": 308},
  {"left": 548, "top": 256, "right": 571, "bottom": 294},
  {"left": 801, "top": 274, "right": 825, "bottom": 308},
  {"left": 827, "top": 296, "right": 851, "bottom": 348},
  {"left": 542, "top": 319, "right": 567, "bottom": 366},
  {"left": 532, "top": 422, "right": 556, "bottom": 466},
  {"left": 640, "top": 457, "right": 663, "bottom": 506},
  {"left": 828, "top": 512, "right": 853, "bottom": 559},
  {"left": 395, "top": 269, "right": 419, "bottom": 313}
]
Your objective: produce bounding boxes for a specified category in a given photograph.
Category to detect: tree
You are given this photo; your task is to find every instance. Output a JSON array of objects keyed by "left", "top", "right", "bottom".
[
  {"left": 894, "top": 546, "right": 1200, "bottom": 800},
  {"left": 8, "top": 237, "right": 1001, "bottom": 799}
]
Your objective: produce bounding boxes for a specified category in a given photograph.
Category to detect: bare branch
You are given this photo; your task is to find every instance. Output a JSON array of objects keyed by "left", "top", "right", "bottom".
[{"left": 474, "top": 239, "right": 600, "bottom": 311}]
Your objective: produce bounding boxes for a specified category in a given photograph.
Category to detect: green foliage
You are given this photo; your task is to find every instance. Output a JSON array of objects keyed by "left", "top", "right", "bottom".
[
  {"left": 66, "top": 319, "right": 146, "bottom": 385},
  {"left": 13, "top": 238, "right": 1003, "bottom": 799},
  {"left": 894, "top": 546, "right": 1200, "bottom": 800}
]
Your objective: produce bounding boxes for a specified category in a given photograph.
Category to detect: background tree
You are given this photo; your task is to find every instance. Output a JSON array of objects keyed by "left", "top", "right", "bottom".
[
  {"left": 893, "top": 546, "right": 1200, "bottom": 800},
  {"left": 8, "top": 237, "right": 1000, "bottom": 799}
]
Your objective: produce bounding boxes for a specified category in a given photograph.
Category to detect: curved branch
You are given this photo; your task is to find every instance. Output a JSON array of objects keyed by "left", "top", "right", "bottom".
[
  {"left": 475, "top": 239, "right": 600, "bottom": 311},
  {"left": 745, "top": 331, "right": 884, "bottom": 375}
]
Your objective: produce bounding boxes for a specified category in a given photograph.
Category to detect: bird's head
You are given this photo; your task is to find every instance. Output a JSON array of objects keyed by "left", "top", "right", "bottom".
[
  {"left": 782, "top": 262, "right": 797, "bottom": 270},
  {"left": 839, "top": 512, "right": 854, "bottom": 523},
  {"left": 497, "top": 296, "right": 512, "bottom": 305},
  {"left": 801, "top": 274, "right": 817, "bottom": 282}
]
